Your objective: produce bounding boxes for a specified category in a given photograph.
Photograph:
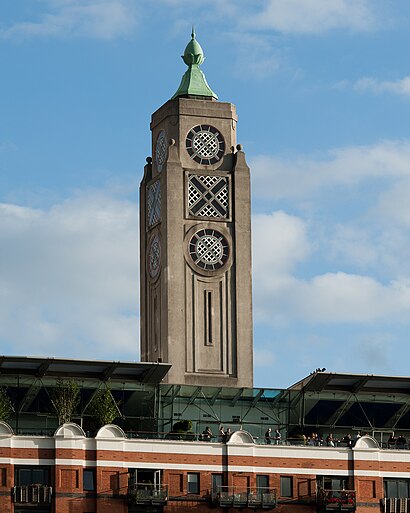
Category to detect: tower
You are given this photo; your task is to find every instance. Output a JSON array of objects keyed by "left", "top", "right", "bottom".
[{"left": 140, "top": 31, "right": 253, "bottom": 388}]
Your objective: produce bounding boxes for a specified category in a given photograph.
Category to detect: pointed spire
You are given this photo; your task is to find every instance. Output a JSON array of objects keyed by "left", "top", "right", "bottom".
[{"left": 171, "top": 29, "right": 218, "bottom": 101}]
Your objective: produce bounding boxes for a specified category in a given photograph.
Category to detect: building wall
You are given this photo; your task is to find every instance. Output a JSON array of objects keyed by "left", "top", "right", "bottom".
[{"left": 1, "top": 426, "right": 410, "bottom": 512}]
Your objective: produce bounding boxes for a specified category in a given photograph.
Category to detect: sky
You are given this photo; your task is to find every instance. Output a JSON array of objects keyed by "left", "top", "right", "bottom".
[{"left": 1, "top": 0, "right": 410, "bottom": 388}]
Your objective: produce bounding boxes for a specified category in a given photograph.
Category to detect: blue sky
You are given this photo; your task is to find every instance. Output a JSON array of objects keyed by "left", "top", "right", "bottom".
[{"left": 1, "top": 0, "right": 410, "bottom": 388}]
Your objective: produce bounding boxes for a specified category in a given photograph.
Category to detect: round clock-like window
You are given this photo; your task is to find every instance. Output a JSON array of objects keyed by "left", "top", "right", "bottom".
[
  {"left": 155, "top": 130, "right": 167, "bottom": 172},
  {"left": 148, "top": 234, "right": 161, "bottom": 279},
  {"left": 186, "top": 125, "right": 225, "bottom": 165},
  {"left": 189, "top": 228, "right": 229, "bottom": 271}
]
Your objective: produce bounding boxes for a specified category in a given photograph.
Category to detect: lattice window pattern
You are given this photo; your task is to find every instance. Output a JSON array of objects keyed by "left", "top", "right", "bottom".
[
  {"left": 186, "top": 125, "right": 225, "bottom": 165},
  {"left": 189, "top": 229, "right": 229, "bottom": 271},
  {"left": 148, "top": 235, "right": 161, "bottom": 279},
  {"left": 155, "top": 130, "right": 167, "bottom": 172},
  {"left": 147, "top": 180, "right": 161, "bottom": 227},
  {"left": 188, "top": 174, "right": 228, "bottom": 218}
]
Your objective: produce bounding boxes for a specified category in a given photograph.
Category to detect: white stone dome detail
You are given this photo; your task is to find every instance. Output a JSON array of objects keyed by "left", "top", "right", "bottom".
[
  {"left": 227, "top": 430, "right": 254, "bottom": 444},
  {"left": 54, "top": 423, "right": 86, "bottom": 438},
  {"left": 354, "top": 435, "right": 379, "bottom": 449},
  {"left": 96, "top": 424, "right": 126, "bottom": 439}
]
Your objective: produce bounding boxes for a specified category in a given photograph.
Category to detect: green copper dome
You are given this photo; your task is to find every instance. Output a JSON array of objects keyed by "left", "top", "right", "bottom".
[
  {"left": 172, "top": 29, "right": 218, "bottom": 101},
  {"left": 182, "top": 28, "right": 204, "bottom": 66}
]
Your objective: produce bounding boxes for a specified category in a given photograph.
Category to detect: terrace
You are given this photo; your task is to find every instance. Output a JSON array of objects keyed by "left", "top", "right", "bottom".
[
  {"left": 127, "top": 483, "right": 168, "bottom": 506},
  {"left": 317, "top": 489, "right": 356, "bottom": 512},
  {"left": 13, "top": 484, "right": 53, "bottom": 505},
  {"left": 212, "top": 486, "right": 277, "bottom": 509}
]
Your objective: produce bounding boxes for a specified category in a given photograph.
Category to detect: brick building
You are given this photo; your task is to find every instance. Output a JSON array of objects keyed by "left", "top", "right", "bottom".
[{"left": 0, "top": 356, "right": 410, "bottom": 513}]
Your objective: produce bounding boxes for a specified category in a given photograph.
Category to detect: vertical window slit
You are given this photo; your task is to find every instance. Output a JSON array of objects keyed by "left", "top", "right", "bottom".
[
  {"left": 205, "top": 290, "right": 213, "bottom": 346},
  {"left": 154, "top": 295, "right": 158, "bottom": 352}
]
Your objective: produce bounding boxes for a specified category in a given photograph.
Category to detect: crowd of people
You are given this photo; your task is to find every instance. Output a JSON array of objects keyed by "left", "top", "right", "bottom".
[
  {"left": 200, "top": 427, "right": 410, "bottom": 448},
  {"left": 304, "top": 431, "right": 363, "bottom": 447},
  {"left": 265, "top": 428, "right": 282, "bottom": 444},
  {"left": 387, "top": 433, "right": 409, "bottom": 448},
  {"left": 200, "top": 426, "right": 232, "bottom": 442}
]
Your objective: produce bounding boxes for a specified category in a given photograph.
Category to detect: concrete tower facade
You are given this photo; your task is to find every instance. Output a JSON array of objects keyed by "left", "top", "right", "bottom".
[{"left": 140, "top": 32, "right": 253, "bottom": 387}]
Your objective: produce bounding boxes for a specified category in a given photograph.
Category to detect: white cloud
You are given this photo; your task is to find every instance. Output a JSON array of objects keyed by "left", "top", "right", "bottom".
[
  {"left": 252, "top": 211, "right": 311, "bottom": 275},
  {"left": 294, "top": 273, "right": 410, "bottom": 323},
  {"left": 378, "top": 179, "right": 410, "bottom": 227},
  {"left": 252, "top": 211, "right": 410, "bottom": 325},
  {"left": 352, "top": 76, "right": 410, "bottom": 98},
  {"left": 0, "top": 0, "right": 138, "bottom": 40},
  {"left": 251, "top": 140, "right": 410, "bottom": 200},
  {"left": 328, "top": 225, "right": 378, "bottom": 269},
  {"left": 248, "top": 0, "right": 377, "bottom": 34},
  {"left": 0, "top": 190, "right": 140, "bottom": 360}
]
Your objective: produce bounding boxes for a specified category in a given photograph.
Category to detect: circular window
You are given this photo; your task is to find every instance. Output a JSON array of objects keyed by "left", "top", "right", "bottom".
[
  {"left": 186, "top": 125, "right": 225, "bottom": 165},
  {"left": 148, "top": 234, "right": 161, "bottom": 279},
  {"left": 188, "top": 228, "right": 229, "bottom": 271}
]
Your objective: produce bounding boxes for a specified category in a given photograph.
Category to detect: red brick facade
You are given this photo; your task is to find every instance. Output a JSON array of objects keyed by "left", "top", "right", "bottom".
[{"left": 0, "top": 424, "right": 408, "bottom": 513}]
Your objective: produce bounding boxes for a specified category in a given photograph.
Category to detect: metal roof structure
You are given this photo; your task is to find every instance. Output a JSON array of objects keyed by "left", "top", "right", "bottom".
[
  {"left": 290, "top": 371, "right": 410, "bottom": 395},
  {"left": 0, "top": 356, "right": 171, "bottom": 383}
]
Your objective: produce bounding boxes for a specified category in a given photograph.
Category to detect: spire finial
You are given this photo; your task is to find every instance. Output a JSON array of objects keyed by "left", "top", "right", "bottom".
[{"left": 171, "top": 29, "right": 218, "bottom": 101}]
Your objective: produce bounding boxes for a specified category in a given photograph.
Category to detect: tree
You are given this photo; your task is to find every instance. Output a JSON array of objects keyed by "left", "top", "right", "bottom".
[
  {"left": 0, "top": 387, "right": 13, "bottom": 421},
  {"left": 90, "top": 382, "right": 121, "bottom": 427},
  {"left": 50, "top": 378, "right": 80, "bottom": 425},
  {"left": 172, "top": 419, "right": 192, "bottom": 433}
]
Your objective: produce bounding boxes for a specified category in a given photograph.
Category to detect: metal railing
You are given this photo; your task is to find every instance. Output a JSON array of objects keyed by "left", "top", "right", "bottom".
[
  {"left": 13, "top": 484, "right": 53, "bottom": 504},
  {"left": 212, "top": 486, "right": 277, "bottom": 508},
  {"left": 128, "top": 483, "right": 168, "bottom": 505},
  {"left": 382, "top": 498, "right": 410, "bottom": 513},
  {"left": 317, "top": 489, "right": 356, "bottom": 511}
]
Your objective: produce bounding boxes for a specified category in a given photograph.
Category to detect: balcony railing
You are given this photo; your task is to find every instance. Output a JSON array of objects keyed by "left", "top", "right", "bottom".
[
  {"left": 13, "top": 484, "right": 53, "bottom": 504},
  {"left": 212, "top": 486, "right": 277, "bottom": 508},
  {"left": 128, "top": 483, "right": 168, "bottom": 506},
  {"left": 382, "top": 498, "right": 410, "bottom": 513},
  {"left": 317, "top": 489, "right": 356, "bottom": 511}
]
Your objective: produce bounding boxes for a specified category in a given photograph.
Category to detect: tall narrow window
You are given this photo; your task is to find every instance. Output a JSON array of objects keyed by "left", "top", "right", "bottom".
[
  {"left": 187, "top": 473, "right": 200, "bottom": 494},
  {"left": 83, "top": 469, "right": 96, "bottom": 492},
  {"left": 212, "top": 474, "right": 223, "bottom": 494},
  {"left": 280, "top": 476, "right": 293, "bottom": 498},
  {"left": 153, "top": 295, "right": 158, "bottom": 352},
  {"left": 204, "top": 290, "right": 213, "bottom": 346},
  {"left": 257, "top": 475, "right": 269, "bottom": 492}
]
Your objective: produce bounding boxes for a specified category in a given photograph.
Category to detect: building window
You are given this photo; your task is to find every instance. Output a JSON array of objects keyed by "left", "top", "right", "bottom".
[
  {"left": 83, "top": 469, "right": 96, "bottom": 492},
  {"left": 317, "top": 476, "right": 349, "bottom": 491},
  {"left": 384, "top": 479, "right": 410, "bottom": 498},
  {"left": 15, "top": 467, "right": 50, "bottom": 486},
  {"left": 257, "top": 475, "right": 269, "bottom": 492},
  {"left": 280, "top": 476, "right": 293, "bottom": 498},
  {"left": 187, "top": 473, "right": 200, "bottom": 494},
  {"left": 212, "top": 474, "right": 223, "bottom": 494}
]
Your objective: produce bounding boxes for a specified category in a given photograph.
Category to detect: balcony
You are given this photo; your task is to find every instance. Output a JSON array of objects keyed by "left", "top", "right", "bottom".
[
  {"left": 317, "top": 489, "right": 356, "bottom": 511},
  {"left": 382, "top": 498, "right": 410, "bottom": 513},
  {"left": 13, "top": 484, "right": 53, "bottom": 504},
  {"left": 128, "top": 483, "right": 168, "bottom": 506},
  {"left": 212, "top": 487, "right": 277, "bottom": 509}
]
